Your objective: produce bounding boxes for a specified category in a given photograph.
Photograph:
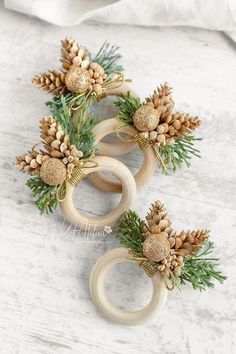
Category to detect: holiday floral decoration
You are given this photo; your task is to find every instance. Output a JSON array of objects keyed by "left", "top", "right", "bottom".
[
  {"left": 14, "top": 102, "right": 97, "bottom": 214},
  {"left": 117, "top": 201, "right": 226, "bottom": 290},
  {"left": 115, "top": 83, "right": 201, "bottom": 173},
  {"left": 33, "top": 38, "right": 125, "bottom": 112}
]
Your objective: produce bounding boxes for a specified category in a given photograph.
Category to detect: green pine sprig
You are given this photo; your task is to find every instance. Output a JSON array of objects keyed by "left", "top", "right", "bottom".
[
  {"left": 93, "top": 41, "right": 123, "bottom": 76},
  {"left": 26, "top": 176, "right": 58, "bottom": 214},
  {"left": 114, "top": 92, "right": 142, "bottom": 127},
  {"left": 47, "top": 92, "right": 96, "bottom": 128},
  {"left": 47, "top": 95, "right": 97, "bottom": 159},
  {"left": 179, "top": 240, "right": 226, "bottom": 291},
  {"left": 158, "top": 135, "right": 201, "bottom": 174},
  {"left": 70, "top": 109, "right": 98, "bottom": 159},
  {"left": 117, "top": 210, "right": 145, "bottom": 256},
  {"left": 47, "top": 95, "right": 73, "bottom": 136}
]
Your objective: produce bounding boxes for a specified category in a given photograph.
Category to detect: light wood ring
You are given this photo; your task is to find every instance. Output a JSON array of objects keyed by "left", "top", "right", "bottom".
[
  {"left": 90, "top": 248, "right": 168, "bottom": 325},
  {"left": 95, "top": 84, "right": 138, "bottom": 156},
  {"left": 88, "top": 118, "right": 157, "bottom": 193},
  {"left": 73, "top": 83, "right": 138, "bottom": 157},
  {"left": 60, "top": 156, "right": 136, "bottom": 230}
]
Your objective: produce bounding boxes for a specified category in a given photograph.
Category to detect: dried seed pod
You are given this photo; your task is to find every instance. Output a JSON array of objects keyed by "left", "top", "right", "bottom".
[
  {"left": 149, "top": 130, "right": 158, "bottom": 140},
  {"left": 139, "top": 131, "right": 149, "bottom": 139}
]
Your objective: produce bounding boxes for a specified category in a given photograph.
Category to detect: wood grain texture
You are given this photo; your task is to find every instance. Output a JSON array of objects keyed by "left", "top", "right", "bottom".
[
  {"left": 88, "top": 118, "right": 157, "bottom": 192},
  {"left": 60, "top": 155, "right": 137, "bottom": 229},
  {"left": 0, "top": 4, "right": 236, "bottom": 354},
  {"left": 89, "top": 247, "right": 168, "bottom": 326}
]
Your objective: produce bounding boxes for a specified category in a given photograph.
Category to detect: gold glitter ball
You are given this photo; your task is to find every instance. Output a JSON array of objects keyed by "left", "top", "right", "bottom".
[
  {"left": 143, "top": 233, "right": 170, "bottom": 262},
  {"left": 40, "top": 158, "right": 67, "bottom": 186},
  {"left": 133, "top": 105, "right": 160, "bottom": 132},
  {"left": 65, "top": 67, "right": 91, "bottom": 94}
]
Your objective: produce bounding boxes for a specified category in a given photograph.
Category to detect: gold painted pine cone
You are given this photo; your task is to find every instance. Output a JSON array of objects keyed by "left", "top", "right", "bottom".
[
  {"left": 143, "top": 201, "right": 172, "bottom": 238},
  {"left": 61, "top": 37, "right": 91, "bottom": 71},
  {"left": 39, "top": 116, "right": 83, "bottom": 178},
  {"left": 15, "top": 151, "right": 50, "bottom": 176},
  {"left": 138, "top": 112, "right": 200, "bottom": 145},
  {"left": 40, "top": 115, "right": 83, "bottom": 161},
  {"left": 140, "top": 200, "right": 209, "bottom": 279},
  {"left": 32, "top": 70, "right": 66, "bottom": 96},
  {"left": 169, "top": 230, "right": 209, "bottom": 257},
  {"left": 146, "top": 83, "right": 174, "bottom": 121},
  {"left": 15, "top": 115, "right": 84, "bottom": 181}
]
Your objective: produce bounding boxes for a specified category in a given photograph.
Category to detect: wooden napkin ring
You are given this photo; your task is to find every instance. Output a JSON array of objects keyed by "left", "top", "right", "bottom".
[
  {"left": 88, "top": 118, "right": 157, "bottom": 193},
  {"left": 90, "top": 247, "right": 168, "bottom": 325},
  {"left": 60, "top": 156, "right": 136, "bottom": 230}
]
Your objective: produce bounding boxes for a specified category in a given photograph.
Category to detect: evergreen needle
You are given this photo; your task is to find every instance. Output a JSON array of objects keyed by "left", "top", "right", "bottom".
[
  {"left": 179, "top": 240, "right": 226, "bottom": 291},
  {"left": 26, "top": 177, "right": 58, "bottom": 214},
  {"left": 93, "top": 41, "right": 123, "bottom": 76},
  {"left": 117, "top": 210, "right": 145, "bottom": 256}
]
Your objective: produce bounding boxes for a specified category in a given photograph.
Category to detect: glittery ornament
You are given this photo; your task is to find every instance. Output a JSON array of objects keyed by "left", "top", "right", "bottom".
[
  {"left": 143, "top": 233, "right": 170, "bottom": 262},
  {"left": 133, "top": 105, "right": 159, "bottom": 132},
  {"left": 40, "top": 158, "right": 67, "bottom": 186},
  {"left": 65, "top": 67, "right": 91, "bottom": 94}
]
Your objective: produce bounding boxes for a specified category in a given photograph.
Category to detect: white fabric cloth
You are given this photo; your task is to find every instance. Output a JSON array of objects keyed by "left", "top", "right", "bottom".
[{"left": 4, "top": 0, "right": 236, "bottom": 40}]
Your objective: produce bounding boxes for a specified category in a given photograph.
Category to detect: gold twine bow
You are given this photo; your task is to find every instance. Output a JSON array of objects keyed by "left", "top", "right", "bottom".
[
  {"left": 115, "top": 123, "right": 169, "bottom": 174},
  {"left": 68, "top": 90, "right": 92, "bottom": 114},
  {"left": 68, "top": 72, "right": 132, "bottom": 113},
  {"left": 102, "top": 72, "right": 131, "bottom": 90}
]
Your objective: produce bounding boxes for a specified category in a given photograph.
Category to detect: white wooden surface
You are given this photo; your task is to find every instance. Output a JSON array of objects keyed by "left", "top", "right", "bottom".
[{"left": 0, "top": 4, "right": 236, "bottom": 354}]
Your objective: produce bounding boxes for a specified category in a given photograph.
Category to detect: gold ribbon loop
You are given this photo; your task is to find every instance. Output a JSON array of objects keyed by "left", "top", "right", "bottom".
[
  {"left": 68, "top": 72, "right": 131, "bottom": 112},
  {"left": 103, "top": 72, "right": 131, "bottom": 90},
  {"left": 68, "top": 90, "right": 92, "bottom": 113},
  {"left": 132, "top": 133, "right": 152, "bottom": 150},
  {"left": 69, "top": 159, "right": 99, "bottom": 187},
  {"left": 56, "top": 180, "right": 67, "bottom": 202}
]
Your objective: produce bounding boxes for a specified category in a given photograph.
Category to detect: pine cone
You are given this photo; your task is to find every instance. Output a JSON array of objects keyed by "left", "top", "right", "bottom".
[
  {"left": 165, "top": 112, "right": 201, "bottom": 140},
  {"left": 61, "top": 37, "right": 90, "bottom": 71},
  {"left": 15, "top": 150, "right": 49, "bottom": 176},
  {"left": 169, "top": 230, "right": 209, "bottom": 257},
  {"left": 146, "top": 83, "right": 174, "bottom": 122},
  {"left": 146, "top": 113, "right": 201, "bottom": 145},
  {"left": 40, "top": 116, "right": 83, "bottom": 178},
  {"left": 32, "top": 70, "right": 66, "bottom": 96},
  {"left": 143, "top": 201, "right": 172, "bottom": 238}
]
